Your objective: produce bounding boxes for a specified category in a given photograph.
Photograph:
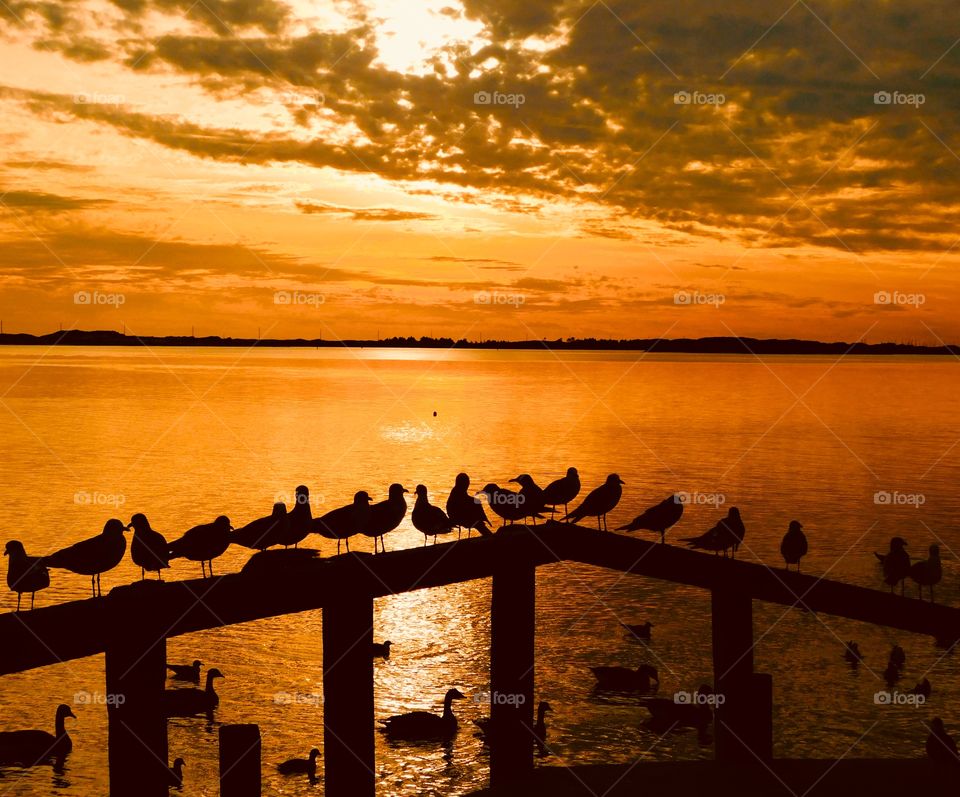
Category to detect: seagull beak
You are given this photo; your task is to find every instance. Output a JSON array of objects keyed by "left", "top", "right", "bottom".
[
  {"left": 508, "top": 478, "right": 518, "bottom": 484},
  {"left": 619, "top": 478, "right": 626, "bottom": 485}
]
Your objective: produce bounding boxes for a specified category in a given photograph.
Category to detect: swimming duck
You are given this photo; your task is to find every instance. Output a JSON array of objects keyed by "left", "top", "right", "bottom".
[
  {"left": 562, "top": 474, "right": 624, "bottom": 531},
  {"left": 617, "top": 494, "right": 683, "bottom": 543},
  {"left": 889, "top": 644, "right": 906, "bottom": 671},
  {"left": 509, "top": 475, "right": 546, "bottom": 524},
  {"left": 0, "top": 704, "right": 75, "bottom": 766},
  {"left": 232, "top": 503, "right": 289, "bottom": 550},
  {"left": 590, "top": 663, "right": 659, "bottom": 691},
  {"left": 42, "top": 518, "right": 128, "bottom": 597},
  {"left": 883, "top": 658, "right": 900, "bottom": 685},
  {"left": 446, "top": 473, "right": 491, "bottom": 538},
  {"left": 379, "top": 688, "right": 465, "bottom": 740},
  {"left": 780, "top": 520, "right": 808, "bottom": 571},
  {"left": 163, "top": 668, "right": 224, "bottom": 716},
  {"left": 621, "top": 621, "right": 653, "bottom": 640},
  {"left": 542, "top": 467, "right": 580, "bottom": 517},
  {"left": 372, "top": 641, "right": 392, "bottom": 659},
  {"left": 166, "top": 757, "right": 185, "bottom": 788},
  {"left": 364, "top": 484, "right": 407, "bottom": 553},
  {"left": 168, "top": 516, "right": 232, "bottom": 577},
  {"left": 277, "top": 747, "right": 320, "bottom": 778},
  {"left": 875, "top": 537, "right": 910, "bottom": 595},
  {"left": 909, "top": 544, "right": 941, "bottom": 601},
  {"left": 312, "top": 491, "right": 371, "bottom": 554},
  {"left": 473, "top": 700, "right": 552, "bottom": 745},
  {"left": 911, "top": 678, "right": 932, "bottom": 699},
  {"left": 843, "top": 641, "right": 864, "bottom": 664},
  {"left": 477, "top": 483, "right": 536, "bottom": 527},
  {"left": 926, "top": 718, "right": 959, "bottom": 765},
  {"left": 280, "top": 485, "right": 313, "bottom": 548},
  {"left": 412, "top": 485, "right": 455, "bottom": 544},
  {"left": 127, "top": 513, "right": 170, "bottom": 580},
  {"left": 643, "top": 685, "right": 714, "bottom": 732},
  {"left": 167, "top": 659, "right": 202, "bottom": 682},
  {"left": 5, "top": 540, "right": 50, "bottom": 611}
]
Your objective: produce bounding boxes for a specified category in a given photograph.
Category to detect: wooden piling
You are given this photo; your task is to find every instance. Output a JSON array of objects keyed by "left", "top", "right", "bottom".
[{"left": 219, "top": 724, "right": 261, "bottom": 797}]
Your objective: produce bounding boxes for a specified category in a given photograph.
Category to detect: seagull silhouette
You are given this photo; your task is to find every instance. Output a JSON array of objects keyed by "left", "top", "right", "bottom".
[
  {"left": 279, "top": 485, "right": 313, "bottom": 548},
  {"left": 232, "top": 503, "right": 289, "bottom": 551},
  {"left": 4, "top": 540, "right": 49, "bottom": 611},
  {"left": 616, "top": 494, "right": 683, "bottom": 543},
  {"left": 910, "top": 544, "right": 941, "bottom": 602},
  {"left": 875, "top": 536, "right": 910, "bottom": 595},
  {"left": 446, "top": 473, "right": 491, "bottom": 538},
  {"left": 43, "top": 519, "right": 128, "bottom": 596},
  {"left": 127, "top": 513, "right": 170, "bottom": 580},
  {"left": 412, "top": 484, "right": 455, "bottom": 544},
  {"left": 542, "top": 467, "right": 580, "bottom": 518},
  {"left": 364, "top": 484, "right": 408, "bottom": 553},
  {"left": 780, "top": 520, "right": 808, "bottom": 571},
  {"left": 562, "top": 474, "right": 624, "bottom": 531},
  {"left": 510, "top": 474, "right": 546, "bottom": 524},
  {"left": 168, "top": 515, "right": 232, "bottom": 577},
  {"left": 312, "top": 492, "right": 371, "bottom": 554}
]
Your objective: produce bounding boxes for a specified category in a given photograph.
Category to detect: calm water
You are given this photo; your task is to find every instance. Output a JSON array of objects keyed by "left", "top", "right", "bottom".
[{"left": 0, "top": 346, "right": 958, "bottom": 796}]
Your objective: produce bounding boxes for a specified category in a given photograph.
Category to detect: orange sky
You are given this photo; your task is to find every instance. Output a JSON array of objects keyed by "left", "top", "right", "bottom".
[{"left": 0, "top": 0, "right": 958, "bottom": 343}]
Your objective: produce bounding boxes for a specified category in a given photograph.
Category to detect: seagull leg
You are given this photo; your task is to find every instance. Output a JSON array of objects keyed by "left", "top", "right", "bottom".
[
  {"left": 209, "top": 560, "right": 215, "bottom": 576},
  {"left": 30, "top": 592, "right": 35, "bottom": 610},
  {"left": 16, "top": 593, "right": 21, "bottom": 612}
]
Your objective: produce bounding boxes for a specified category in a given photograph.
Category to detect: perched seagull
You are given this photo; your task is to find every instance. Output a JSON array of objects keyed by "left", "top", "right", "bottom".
[
  {"left": 679, "top": 525, "right": 733, "bottom": 556},
  {"left": 477, "top": 483, "right": 543, "bottom": 527},
  {"left": 412, "top": 485, "right": 455, "bottom": 544},
  {"left": 279, "top": 485, "right": 313, "bottom": 548},
  {"left": 128, "top": 513, "right": 171, "bottom": 580},
  {"left": 445, "top": 473, "right": 491, "bottom": 538},
  {"left": 780, "top": 520, "right": 808, "bottom": 571},
  {"left": 4, "top": 540, "right": 50, "bottom": 611},
  {"left": 875, "top": 537, "right": 910, "bottom": 595},
  {"left": 926, "top": 718, "right": 960, "bottom": 766},
  {"left": 542, "top": 467, "right": 580, "bottom": 518},
  {"left": 43, "top": 518, "right": 128, "bottom": 597},
  {"left": 168, "top": 515, "right": 232, "bottom": 577},
  {"left": 616, "top": 495, "right": 683, "bottom": 543},
  {"left": 910, "top": 544, "right": 942, "bottom": 602},
  {"left": 232, "top": 503, "right": 289, "bottom": 551},
  {"left": 562, "top": 474, "right": 625, "bottom": 531},
  {"left": 510, "top": 474, "right": 546, "bottom": 524},
  {"left": 313, "top": 492, "right": 371, "bottom": 554},
  {"left": 364, "top": 484, "right": 408, "bottom": 553}
]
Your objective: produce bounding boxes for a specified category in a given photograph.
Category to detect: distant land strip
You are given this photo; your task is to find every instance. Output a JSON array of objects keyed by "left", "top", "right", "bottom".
[{"left": 0, "top": 329, "right": 957, "bottom": 355}]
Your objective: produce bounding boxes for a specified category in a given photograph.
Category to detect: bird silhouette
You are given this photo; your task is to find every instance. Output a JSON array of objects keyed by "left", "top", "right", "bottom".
[
  {"left": 43, "top": 519, "right": 128, "bottom": 597},
  {"left": 911, "top": 678, "right": 932, "bottom": 699},
  {"left": 562, "top": 474, "right": 624, "bottom": 531},
  {"left": 642, "top": 685, "right": 714, "bottom": 733},
  {"left": 165, "top": 757, "right": 185, "bottom": 788},
  {"left": 473, "top": 700, "right": 552, "bottom": 751},
  {"left": 4, "top": 540, "right": 50, "bottom": 611},
  {"left": 621, "top": 621, "right": 653, "bottom": 640},
  {"left": 926, "top": 717, "right": 960, "bottom": 766},
  {"left": 0, "top": 704, "right": 75, "bottom": 766},
  {"left": 780, "top": 520, "right": 808, "bottom": 571},
  {"left": 167, "top": 659, "right": 202, "bottom": 683},
  {"left": 477, "top": 483, "right": 537, "bottom": 527},
  {"left": 232, "top": 502, "right": 289, "bottom": 551},
  {"left": 127, "top": 513, "right": 170, "bottom": 580},
  {"left": 446, "top": 473, "right": 491, "bottom": 538},
  {"left": 364, "top": 484, "right": 407, "bottom": 553},
  {"left": 889, "top": 644, "right": 906, "bottom": 671},
  {"left": 910, "top": 544, "right": 941, "bottom": 601},
  {"left": 164, "top": 668, "right": 224, "bottom": 717},
  {"left": 168, "top": 515, "right": 232, "bottom": 577},
  {"left": 616, "top": 494, "right": 683, "bottom": 543},
  {"left": 875, "top": 537, "right": 910, "bottom": 595},
  {"left": 542, "top": 467, "right": 580, "bottom": 518},
  {"left": 412, "top": 485, "right": 455, "bottom": 544},
  {"left": 509, "top": 474, "right": 546, "bottom": 524},
  {"left": 313, "top": 491, "right": 371, "bottom": 554},
  {"left": 280, "top": 485, "right": 313, "bottom": 548},
  {"left": 843, "top": 641, "right": 864, "bottom": 665},
  {"left": 590, "top": 663, "right": 659, "bottom": 691},
  {"left": 379, "top": 688, "right": 465, "bottom": 740},
  {"left": 372, "top": 640, "right": 392, "bottom": 659},
  {"left": 882, "top": 658, "right": 900, "bottom": 685},
  {"left": 277, "top": 747, "right": 320, "bottom": 779},
  {"left": 682, "top": 508, "right": 743, "bottom": 557}
]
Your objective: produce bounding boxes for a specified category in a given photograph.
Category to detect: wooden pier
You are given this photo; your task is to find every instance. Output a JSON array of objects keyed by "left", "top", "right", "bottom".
[{"left": 2, "top": 521, "right": 959, "bottom": 796}]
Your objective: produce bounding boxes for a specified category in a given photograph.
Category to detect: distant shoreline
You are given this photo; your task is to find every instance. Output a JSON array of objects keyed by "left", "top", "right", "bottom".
[{"left": 0, "top": 330, "right": 956, "bottom": 355}]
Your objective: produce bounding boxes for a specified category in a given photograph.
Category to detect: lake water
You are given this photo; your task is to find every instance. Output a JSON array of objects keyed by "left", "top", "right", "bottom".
[{"left": 0, "top": 346, "right": 958, "bottom": 796}]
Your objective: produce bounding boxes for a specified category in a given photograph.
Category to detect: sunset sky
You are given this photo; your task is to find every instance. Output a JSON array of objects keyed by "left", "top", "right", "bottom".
[{"left": 1, "top": 0, "right": 959, "bottom": 343}]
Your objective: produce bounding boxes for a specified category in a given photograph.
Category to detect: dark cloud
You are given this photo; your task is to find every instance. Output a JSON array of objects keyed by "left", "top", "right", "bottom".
[
  {"left": 295, "top": 200, "right": 437, "bottom": 221},
  {"left": 0, "top": 189, "right": 111, "bottom": 211}
]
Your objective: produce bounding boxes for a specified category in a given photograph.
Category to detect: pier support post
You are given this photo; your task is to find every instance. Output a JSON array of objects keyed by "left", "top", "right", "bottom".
[
  {"left": 489, "top": 560, "right": 536, "bottom": 787},
  {"left": 712, "top": 589, "right": 772, "bottom": 762},
  {"left": 323, "top": 593, "right": 375, "bottom": 797},
  {"left": 105, "top": 634, "right": 168, "bottom": 797},
  {"left": 220, "top": 724, "right": 261, "bottom": 797}
]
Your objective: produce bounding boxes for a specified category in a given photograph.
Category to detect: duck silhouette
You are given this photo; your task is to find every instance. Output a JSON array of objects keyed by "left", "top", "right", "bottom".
[
  {"left": 379, "top": 688, "right": 465, "bottom": 740},
  {"left": 412, "top": 485, "right": 455, "bottom": 544},
  {"left": 642, "top": 685, "right": 713, "bottom": 733},
  {"left": 277, "top": 747, "right": 320, "bottom": 779},
  {"left": 166, "top": 757, "right": 185, "bottom": 788},
  {"left": 542, "top": 467, "right": 580, "bottom": 518},
  {"left": 43, "top": 518, "right": 128, "bottom": 597},
  {"left": 280, "top": 485, "right": 313, "bottom": 548},
  {"left": 883, "top": 658, "right": 900, "bottom": 685},
  {"left": 127, "top": 513, "right": 170, "bottom": 580},
  {"left": 0, "top": 704, "right": 75, "bottom": 766},
  {"left": 911, "top": 678, "right": 932, "bottom": 699},
  {"left": 164, "top": 668, "right": 224, "bottom": 717},
  {"left": 312, "top": 492, "right": 371, "bottom": 554},
  {"left": 477, "top": 483, "right": 536, "bottom": 527},
  {"left": 843, "top": 641, "right": 864, "bottom": 665},
  {"left": 562, "top": 474, "right": 624, "bottom": 531},
  {"left": 372, "top": 640, "right": 392, "bottom": 659},
  {"left": 473, "top": 700, "right": 552, "bottom": 747},
  {"left": 509, "top": 475, "right": 546, "bottom": 524},
  {"left": 446, "top": 473, "right": 491, "bottom": 538},
  {"left": 364, "top": 484, "right": 407, "bottom": 553},
  {"left": 780, "top": 520, "right": 808, "bottom": 571},
  {"left": 168, "top": 516, "right": 232, "bottom": 577},
  {"left": 889, "top": 644, "right": 906, "bottom": 671},
  {"left": 875, "top": 537, "right": 910, "bottom": 595},
  {"left": 590, "top": 663, "right": 658, "bottom": 691},
  {"left": 621, "top": 621, "right": 653, "bottom": 640},
  {"left": 5, "top": 540, "right": 50, "bottom": 611},
  {"left": 926, "top": 717, "right": 960, "bottom": 766},
  {"left": 167, "top": 659, "right": 202, "bottom": 683},
  {"left": 909, "top": 544, "right": 941, "bottom": 601},
  {"left": 616, "top": 494, "right": 683, "bottom": 543},
  {"left": 232, "top": 502, "right": 289, "bottom": 551}
]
